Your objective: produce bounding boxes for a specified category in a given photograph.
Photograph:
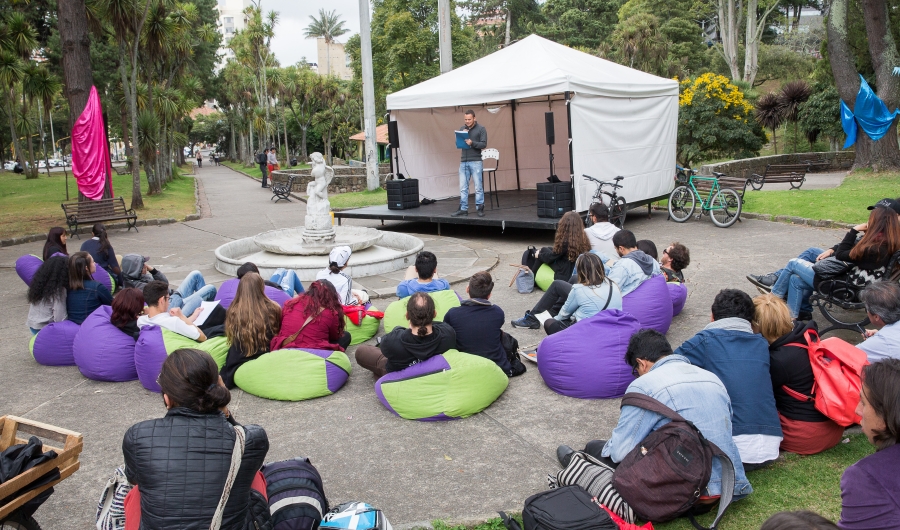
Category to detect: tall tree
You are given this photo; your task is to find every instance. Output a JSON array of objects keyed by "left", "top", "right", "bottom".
[
  {"left": 859, "top": 0, "right": 900, "bottom": 168},
  {"left": 56, "top": 0, "right": 94, "bottom": 130},
  {"left": 537, "top": 0, "right": 624, "bottom": 49},
  {"left": 304, "top": 9, "right": 348, "bottom": 76}
]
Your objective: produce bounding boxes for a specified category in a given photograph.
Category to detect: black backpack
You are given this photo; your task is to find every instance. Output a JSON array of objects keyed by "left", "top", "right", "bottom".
[
  {"left": 262, "top": 457, "right": 328, "bottom": 530},
  {"left": 257, "top": 152, "right": 267, "bottom": 165},
  {"left": 500, "top": 486, "right": 616, "bottom": 530},
  {"left": 611, "top": 394, "right": 735, "bottom": 528}
]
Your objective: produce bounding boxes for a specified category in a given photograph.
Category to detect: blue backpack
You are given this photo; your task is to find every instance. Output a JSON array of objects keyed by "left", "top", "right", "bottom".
[{"left": 262, "top": 457, "right": 329, "bottom": 530}]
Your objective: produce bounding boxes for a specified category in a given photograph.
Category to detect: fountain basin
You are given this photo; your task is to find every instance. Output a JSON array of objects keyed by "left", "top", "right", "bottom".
[
  {"left": 254, "top": 226, "right": 382, "bottom": 255},
  {"left": 216, "top": 229, "right": 424, "bottom": 281}
]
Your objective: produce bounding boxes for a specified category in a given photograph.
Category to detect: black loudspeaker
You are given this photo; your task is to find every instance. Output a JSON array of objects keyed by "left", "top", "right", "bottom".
[
  {"left": 387, "top": 121, "right": 400, "bottom": 149},
  {"left": 545, "top": 112, "right": 555, "bottom": 145}
]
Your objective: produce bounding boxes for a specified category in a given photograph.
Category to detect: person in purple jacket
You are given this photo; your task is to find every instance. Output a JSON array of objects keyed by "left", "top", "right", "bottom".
[{"left": 839, "top": 359, "right": 900, "bottom": 529}]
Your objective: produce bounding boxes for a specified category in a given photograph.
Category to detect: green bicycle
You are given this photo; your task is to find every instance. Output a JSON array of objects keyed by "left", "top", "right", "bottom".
[{"left": 667, "top": 171, "right": 742, "bottom": 228}]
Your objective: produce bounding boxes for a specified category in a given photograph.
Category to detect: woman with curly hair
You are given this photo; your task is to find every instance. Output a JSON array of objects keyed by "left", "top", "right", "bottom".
[
  {"left": 26, "top": 256, "right": 69, "bottom": 334},
  {"left": 269, "top": 280, "right": 351, "bottom": 354},
  {"left": 524, "top": 211, "right": 591, "bottom": 282},
  {"left": 111, "top": 288, "right": 145, "bottom": 339},
  {"left": 220, "top": 273, "right": 283, "bottom": 388},
  {"left": 42, "top": 227, "right": 68, "bottom": 261}
]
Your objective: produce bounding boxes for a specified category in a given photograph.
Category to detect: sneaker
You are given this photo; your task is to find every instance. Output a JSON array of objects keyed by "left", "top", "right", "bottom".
[
  {"left": 556, "top": 445, "right": 575, "bottom": 467},
  {"left": 797, "top": 311, "right": 814, "bottom": 321},
  {"left": 747, "top": 273, "right": 777, "bottom": 292},
  {"left": 511, "top": 311, "right": 540, "bottom": 329},
  {"left": 476, "top": 206, "right": 485, "bottom": 217},
  {"left": 450, "top": 209, "right": 468, "bottom": 217}
]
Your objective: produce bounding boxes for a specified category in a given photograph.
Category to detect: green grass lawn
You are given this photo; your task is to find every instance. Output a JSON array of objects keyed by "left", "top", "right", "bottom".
[
  {"left": 431, "top": 434, "right": 874, "bottom": 530},
  {"left": 330, "top": 188, "right": 387, "bottom": 209},
  {"left": 0, "top": 167, "right": 197, "bottom": 239},
  {"left": 740, "top": 169, "right": 900, "bottom": 224}
]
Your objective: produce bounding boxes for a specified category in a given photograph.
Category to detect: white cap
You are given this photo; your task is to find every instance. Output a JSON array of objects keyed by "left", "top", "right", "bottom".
[{"left": 329, "top": 246, "right": 352, "bottom": 268}]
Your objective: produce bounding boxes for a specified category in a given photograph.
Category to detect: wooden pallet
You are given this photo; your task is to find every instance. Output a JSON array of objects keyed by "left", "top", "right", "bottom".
[{"left": 0, "top": 416, "right": 83, "bottom": 521}]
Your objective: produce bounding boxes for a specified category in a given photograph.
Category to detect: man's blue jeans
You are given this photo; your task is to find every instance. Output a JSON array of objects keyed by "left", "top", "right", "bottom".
[
  {"left": 771, "top": 258, "right": 816, "bottom": 317},
  {"left": 169, "top": 270, "right": 217, "bottom": 316},
  {"left": 459, "top": 161, "right": 484, "bottom": 211},
  {"left": 773, "top": 247, "right": 823, "bottom": 314},
  {"left": 269, "top": 268, "right": 305, "bottom": 297}
]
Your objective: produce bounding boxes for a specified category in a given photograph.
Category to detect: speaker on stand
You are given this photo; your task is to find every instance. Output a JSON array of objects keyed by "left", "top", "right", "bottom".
[
  {"left": 545, "top": 112, "right": 558, "bottom": 182},
  {"left": 387, "top": 121, "right": 404, "bottom": 180}
]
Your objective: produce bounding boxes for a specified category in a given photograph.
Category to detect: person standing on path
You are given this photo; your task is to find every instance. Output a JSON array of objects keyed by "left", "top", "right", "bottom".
[
  {"left": 451, "top": 110, "right": 487, "bottom": 218},
  {"left": 257, "top": 150, "right": 269, "bottom": 188},
  {"left": 267, "top": 147, "right": 278, "bottom": 178},
  {"left": 196, "top": 150, "right": 202, "bottom": 168}
]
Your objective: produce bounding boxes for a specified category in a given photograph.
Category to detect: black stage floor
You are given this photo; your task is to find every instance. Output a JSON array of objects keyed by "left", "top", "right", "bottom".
[{"left": 334, "top": 190, "right": 565, "bottom": 231}]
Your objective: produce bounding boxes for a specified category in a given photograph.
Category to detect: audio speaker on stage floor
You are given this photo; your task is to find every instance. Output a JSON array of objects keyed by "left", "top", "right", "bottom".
[
  {"left": 387, "top": 178, "right": 419, "bottom": 210},
  {"left": 388, "top": 121, "right": 400, "bottom": 149},
  {"left": 545, "top": 112, "right": 555, "bottom": 145}
]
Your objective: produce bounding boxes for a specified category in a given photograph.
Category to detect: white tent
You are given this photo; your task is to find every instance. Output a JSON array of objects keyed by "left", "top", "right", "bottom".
[{"left": 385, "top": 35, "right": 680, "bottom": 211}]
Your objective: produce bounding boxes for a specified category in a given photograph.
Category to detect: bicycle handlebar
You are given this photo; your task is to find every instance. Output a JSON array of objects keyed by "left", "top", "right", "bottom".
[{"left": 582, "top": 174, "right": 623, "bottom": 188}]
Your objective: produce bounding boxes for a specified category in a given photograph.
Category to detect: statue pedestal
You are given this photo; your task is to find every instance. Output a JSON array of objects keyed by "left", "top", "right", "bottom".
[{"left": 302, "top": 213, "right": 336, "bottom": 244}]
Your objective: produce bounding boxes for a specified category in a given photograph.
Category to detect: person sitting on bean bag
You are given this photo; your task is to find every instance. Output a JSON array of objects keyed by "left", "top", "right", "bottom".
[
  {"left": 523, "top": 211, "right": 591, "bottom": 283},
  {"left": 675, "top": 289, "right": 782, "bottom": 470},
  {"left": 26, "top": 256, "right": 68, "bottom": 335},
  {"left": 122, "top": 348, "right": 270, "bottom": 530},
  {"left": 636, "top": 239, "right": 658, "bottom": 260},
  {"left": 356, "top": 292, "right": 456, "bottom": 378},
  {"left": 604, "top": 230, "right": 660, "bottom": 296},
  {"left": 396, "top": 251, "right": 451, "bottom": 298},
  {"left": 444, "top": 271, "right": 509, "bottom": 374},
  {"left": 237, "top": 262, "right": 283, "bottom": 290},
  {"left": 138, "top": 280, "right": 206, "bottom": 342},
  {"left": 121, "top": 254, "right": 216, "bottom": 317},
  {"left": 584, "top": 202, "right": 620, "bottom": 264},
  {"left": 857, "top": 282, "right": 900, "bottom": 364},
  {"left": 660, "top": 242, "right": 690, "bottom": 283},
  {"left": 66, "top": 251, "right": 113, "bottom": 325},
  {"left": 752, "top": 294, "right": 843, "bottom": 455},
  {"left": 111, "top": 287, "right": 145, "bottom": 340},
  {"left": 317, "top": 246, "right": 368, "bottom": 305},
  {"left": 80, "top": 223, "right": 122, "bottom": 289},
  {"left": 220, "top": 273, "right": 282, "bottom": 389},
  {"left": 270, "top": 280, "right": 351, "bottom": 352},
  {"left": 42, "top": 226, "right": 68, "bottom": 261}
]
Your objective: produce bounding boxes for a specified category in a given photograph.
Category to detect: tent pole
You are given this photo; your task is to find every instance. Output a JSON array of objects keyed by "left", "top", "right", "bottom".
[
  {"left": 565, "top": 91, "right": 574, "bottom": 195},
  {"left": 511, "top": 99, "right": 520, "bottom": 190}
]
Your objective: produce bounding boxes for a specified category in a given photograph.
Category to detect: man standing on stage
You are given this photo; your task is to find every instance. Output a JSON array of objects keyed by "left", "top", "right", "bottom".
[{"left": 452, "top": 110, "right": 488, "bottom": 217}]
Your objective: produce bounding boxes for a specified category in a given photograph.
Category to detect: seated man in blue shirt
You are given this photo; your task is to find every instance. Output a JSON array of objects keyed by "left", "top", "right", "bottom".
[
  {"left": 605, "top": 230, "right": 660, "bottom": 296},
  {"left": 675, "top": 289, "right": 783, "bottom": 470},
  {"left": 557, "top": 329, "right": 752, "bottom": 500},
  {"left": 443, "top": 271, "right": 510, "bottom": 375},
  {"left": 396, "top": 251, "right": 450, "bottom": 298},
  {"left": 858, "top": 282, "right": 900, "bottom": 363}
]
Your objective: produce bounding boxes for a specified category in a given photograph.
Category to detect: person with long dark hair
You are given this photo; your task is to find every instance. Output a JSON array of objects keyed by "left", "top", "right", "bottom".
[
  {"left": 220, "top": 273, "right": 282, "bottom": 388},
  {"left": 270, "top": 280, "right": 351, "bottom": 352},
  {"left": 111, "top": 288, "right": 145, "bottom": 339},
  {"left": 355, "top": 292, "right": 457, "bottom": 378},
  {"left": 26, "top": 256, "right": 69, "bottom": 334},
  {"left": 122, "top": 348, "right": 269, "bottom": 529},
  {"left": 525, "top": 211, "right": 591, "bottom": 282},
  {"left": 839, "top": 359, "right": 900, "bottom": 528},
  {"left": 66, "top": 251, "right": 112, "bottom": 324},
  {"left": 42, "top": 227, "right": 68, "bottom": 261},
  {"left": 80, "top": 223, "right": 122, "bottom": 286}
]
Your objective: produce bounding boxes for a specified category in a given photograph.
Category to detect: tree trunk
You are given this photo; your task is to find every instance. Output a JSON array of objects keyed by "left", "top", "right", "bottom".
[
  {"left": 826, "top": 0, "right": 869, "bottom": 168},
  {"left": 860, "top": 0, "right": 900, "bottom": 170},
  {"left": 57, "top": 0, "right": 94, "bottom": 132},
  {"left": 6, "top": 97, "right": 27, "bottom": 175},
  {"left": 281, "top": 103, "right": 289, "bottom": 166},
  {"left": 719, "top": 0, "right": 741, "bottom": 80},
  {"left": 229, "top": 121, "right": 236, "bottom": 161},
  {"left": 301, "top": 126, "right": 308, "bottom": 159},
  {"left": 120, "top": 49, "right": 144, "bottom": 209}
]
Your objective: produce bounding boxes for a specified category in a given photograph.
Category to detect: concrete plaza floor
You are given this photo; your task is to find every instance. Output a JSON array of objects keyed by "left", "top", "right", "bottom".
[{"left": 0, "top": 164, "right": 859, "bottom": 528}]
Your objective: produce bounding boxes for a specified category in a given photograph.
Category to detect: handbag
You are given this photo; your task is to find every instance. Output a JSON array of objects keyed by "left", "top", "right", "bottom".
[
  {"left": 811, "top": 257, "right": 852, "bottom": 280},
  {"left": 510, "top": 264, "right": 535, "bottom": 294},
  {"left": 96, "top": 466, "right": 133, "bottom": 530}
]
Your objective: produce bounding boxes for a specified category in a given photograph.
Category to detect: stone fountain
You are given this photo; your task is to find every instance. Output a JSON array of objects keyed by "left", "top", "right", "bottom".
[{"left": 215, "top": 153, "right": 422, "bottom": 280}]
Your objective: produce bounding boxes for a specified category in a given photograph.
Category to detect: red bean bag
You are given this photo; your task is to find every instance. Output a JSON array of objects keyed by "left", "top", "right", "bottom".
[{"left": 621, "top": 275, "right": 673, "bottom": 334}]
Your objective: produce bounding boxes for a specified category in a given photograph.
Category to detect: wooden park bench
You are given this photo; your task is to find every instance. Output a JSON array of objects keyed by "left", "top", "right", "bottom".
[
  {"left": 0, "top": 416, "right": 83, "bottom": 523},
  {"left": 61, "top": 197, "right": 138, "bottom": 237},
  {"left": 271, "top": 174, "right": 299, "bottom": 203},
  {"left": 800, "top": 155, "right": 830, "bottom": 172},
  {"left": 690, "top": 172, "right": 754, "bottom": 206},
  {"left": 749, "top": 163, "right": 807, "bottom": 190},
  {"left": 112, "top": 165, "right": 129, "bottom": 176}
]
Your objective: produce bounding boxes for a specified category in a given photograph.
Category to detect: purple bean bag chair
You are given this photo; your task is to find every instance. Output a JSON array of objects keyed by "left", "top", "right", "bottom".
[
  {"left": 92, "top": 266, "right": 115, "bottom": 292},
  {"left": 215, "top": 279, "right": 292, "bottom": 309},
  {"left": 16, "top": 255, "right": 43, "bottom": 286},
  {"left": 31, "top": 320, "right": 81, "bottom": 366},
  {"left": 73, "top": 305, "right": 137, "bottom": 382},
  {"left": 668, "top": 282, "right": 688, "bottom": 316},
  {"left": 537, "top": 309, "right": 641, "bottom": 399},
  {"left": 134, "top": 325, "right": 230, "bottom": 392},
  {"left": 621, "top": 274, "right": 674, "bottom": 334}
]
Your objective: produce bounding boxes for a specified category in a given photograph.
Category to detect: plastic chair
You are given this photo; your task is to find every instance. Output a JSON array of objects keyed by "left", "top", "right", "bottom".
[{"left": 482, "top": 148, "right": 500, "bottom": 209}]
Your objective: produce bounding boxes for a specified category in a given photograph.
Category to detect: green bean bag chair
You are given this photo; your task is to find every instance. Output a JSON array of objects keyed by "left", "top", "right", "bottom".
[
  {"left": 234, "top": 348, "right": 351, "bottom": 401},
  {"left": 375, "top": 349, "right": 508, "bottom": 420},
  {"left": 382, "top": 290, "right": 461, "bottom": 332},
  {"left": 134, "top": 326, "right": 230, "bottom": 392},
  {"left": 535, "top": 264, "right": 555, "bottom": 291},
  {"left": 345, "top": 305, "right": 381, "bottom": 346}
]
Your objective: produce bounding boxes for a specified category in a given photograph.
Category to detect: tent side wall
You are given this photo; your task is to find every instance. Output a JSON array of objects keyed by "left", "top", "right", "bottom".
[{"left": 570, "top": 94, "right": 678, "bottom": 211}]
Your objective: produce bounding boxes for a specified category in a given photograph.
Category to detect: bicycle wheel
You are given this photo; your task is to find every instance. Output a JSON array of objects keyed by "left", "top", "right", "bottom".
[
  {"left": 710, "top": 188, "right": 742, "bottom": 228},
  {"left": 667, "top": 186, "right": 695, "bottom": 222},
  {"left": 610, "top": 196, "right": 627, "bottom": 228}
]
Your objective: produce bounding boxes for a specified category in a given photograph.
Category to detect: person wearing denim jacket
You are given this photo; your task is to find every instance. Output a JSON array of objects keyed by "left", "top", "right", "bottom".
[{"left": 557, "top": 330, "right": 752, "bottom": 499}]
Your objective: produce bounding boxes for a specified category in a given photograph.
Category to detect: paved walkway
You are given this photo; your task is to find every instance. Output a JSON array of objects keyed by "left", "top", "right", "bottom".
[{"left": 0, "top": 164, "right": 858, "bottom": 528}]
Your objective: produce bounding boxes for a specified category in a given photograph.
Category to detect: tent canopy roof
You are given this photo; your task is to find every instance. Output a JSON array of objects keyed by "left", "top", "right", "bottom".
[{"left": 386, "top": 35, "right": 679, "bottom": 110}]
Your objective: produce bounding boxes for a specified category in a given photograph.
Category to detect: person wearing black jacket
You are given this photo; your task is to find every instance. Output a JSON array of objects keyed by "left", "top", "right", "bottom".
[
  {"left": 356, "top": 292, "right": 456, "bottom": 378},
  {"left": 753, "top": 294, "right": 844, "bottom": 455},
  {"left": 443, "top": 272, "right": 510, "bottom": 374},
  {"left": 122, "top": 348, "right": 269, "bottom": 530}
]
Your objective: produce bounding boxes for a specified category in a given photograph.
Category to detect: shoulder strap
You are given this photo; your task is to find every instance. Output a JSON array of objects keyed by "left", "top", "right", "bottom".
[
  {"left": 273, "top": 315, "right": 314, "bottom": 350},
  {"left": 600, "top": 280, "right": 614, "bottom": 311},
  {"left": 210, "top": 425, "right": 245, "bottom": 530},
  {"left": 620, "top": 393, "right": 688, "bottom": 423},
  {"left": 690, "top": 442, "right": 735, "bottom": 530}
]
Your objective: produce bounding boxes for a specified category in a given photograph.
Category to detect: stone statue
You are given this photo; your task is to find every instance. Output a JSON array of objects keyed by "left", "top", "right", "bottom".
[{"left": 302, "top": 152, "right": 337, "bottom": 244}]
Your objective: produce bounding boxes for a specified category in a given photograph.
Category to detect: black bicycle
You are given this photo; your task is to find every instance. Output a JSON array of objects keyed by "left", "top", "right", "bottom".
[{"left": 583, "top": 174, "right": 627, "bottom": 228}]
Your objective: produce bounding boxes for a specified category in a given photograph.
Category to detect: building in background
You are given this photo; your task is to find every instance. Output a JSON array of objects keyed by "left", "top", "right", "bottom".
[
  {"left": 217, "top": 0, "right": 252, "bottom": 64},
  {"left": 316, "top": 38, "right": 353, "bottom": 80}
]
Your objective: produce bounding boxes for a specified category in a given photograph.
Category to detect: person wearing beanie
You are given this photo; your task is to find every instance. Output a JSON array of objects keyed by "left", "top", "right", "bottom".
[{"left": 316, "top": 245, "right": 369, "bottom": 306}]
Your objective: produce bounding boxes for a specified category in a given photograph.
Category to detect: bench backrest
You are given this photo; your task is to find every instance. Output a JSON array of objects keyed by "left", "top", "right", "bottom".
[
  {"left": 62, "top": 197, "right": 127, "bottom": 219},
  {"left": 765, "top": 164, "right": 808, "bottom": 176}
]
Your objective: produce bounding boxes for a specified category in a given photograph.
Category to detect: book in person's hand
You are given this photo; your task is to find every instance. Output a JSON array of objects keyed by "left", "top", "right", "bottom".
[{"left": 455, "top": 130, "right": 471, "bottom": 149}]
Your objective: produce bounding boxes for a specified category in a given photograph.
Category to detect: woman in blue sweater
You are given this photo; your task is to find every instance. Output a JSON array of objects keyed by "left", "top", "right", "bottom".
[
  {"left": 545, "top": 253, "right": 623, "bottom": 335},
  {"left": 66, "top": 251, "right": 113, "bottom": 324}
]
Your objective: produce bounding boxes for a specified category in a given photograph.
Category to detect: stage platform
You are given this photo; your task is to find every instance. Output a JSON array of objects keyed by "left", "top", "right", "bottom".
[{"left": 334, "top": 190, "right": 565, "bottom": 232}]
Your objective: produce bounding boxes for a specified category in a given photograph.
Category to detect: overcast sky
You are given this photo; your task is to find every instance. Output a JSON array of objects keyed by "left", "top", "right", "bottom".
[{"left": 263, "top": 0, "right": 361, "bottom": 67}]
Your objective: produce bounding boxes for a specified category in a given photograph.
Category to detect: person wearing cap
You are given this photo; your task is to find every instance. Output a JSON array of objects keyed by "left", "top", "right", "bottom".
[
  {"left": 316, "top": 246, "right": 369, "bottom": 306},
  {"left": 120, "top": 254, "right": 217, "bottom": 317}
]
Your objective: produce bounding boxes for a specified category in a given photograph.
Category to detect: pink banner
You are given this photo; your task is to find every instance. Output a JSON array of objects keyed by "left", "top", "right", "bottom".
[{"left": 71, "top": 86, "right": 113, "bottom": 200}]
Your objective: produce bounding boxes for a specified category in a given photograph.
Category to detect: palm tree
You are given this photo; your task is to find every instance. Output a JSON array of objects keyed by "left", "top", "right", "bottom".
[
  {"left": 778, "top": 80, "right": 812, "bottom": 153},
  {"left": 304, "top": 9, "right": 348, "bottom": 76},
  {"left": 755, "top": 92, "right": 783, "bottom": 155},
  {"left": 0, "top": 12, "right": 36, "bottom": 177},
  {"left": 23, "top": 67, "right": 62, "bottom": 177}
]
